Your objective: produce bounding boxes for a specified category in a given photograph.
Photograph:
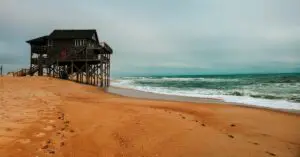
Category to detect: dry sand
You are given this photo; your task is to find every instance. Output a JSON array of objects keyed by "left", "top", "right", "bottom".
[{"left": 0, "top": 76, "right": 299, "bottom": 157}]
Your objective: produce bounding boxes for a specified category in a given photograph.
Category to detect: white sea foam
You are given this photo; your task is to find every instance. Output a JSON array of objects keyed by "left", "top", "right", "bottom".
[
  {"left": 161, "top": 77, "right": 239, "bottom": 82},
  {"left": 119, "top": 77, "right": 239, "bottom": 82},
  {"left": 125, "top": 77, "right": 239, "bottom": 82},
  {"left": 111, "top": 79, "right": 300, "bottom": 111}
]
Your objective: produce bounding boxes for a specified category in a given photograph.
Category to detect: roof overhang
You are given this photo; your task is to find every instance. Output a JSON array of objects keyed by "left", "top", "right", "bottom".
[{"left": 26, "top": 35, "right": 48, "bottom": 45}]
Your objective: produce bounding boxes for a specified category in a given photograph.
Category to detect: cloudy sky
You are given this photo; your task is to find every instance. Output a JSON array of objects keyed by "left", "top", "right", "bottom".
[{"left": 0, "top": 0, "right": 299, "bottom": 76}]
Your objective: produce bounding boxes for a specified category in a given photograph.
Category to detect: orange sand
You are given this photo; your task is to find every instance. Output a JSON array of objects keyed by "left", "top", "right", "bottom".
[{"left": 0, "top": 76, "right": 299, "bottom": 157}]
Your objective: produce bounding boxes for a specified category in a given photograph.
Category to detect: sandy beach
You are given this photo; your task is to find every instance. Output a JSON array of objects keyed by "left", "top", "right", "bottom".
[{"left": 0, "top": 76, "right": 299, "bottom": 157}]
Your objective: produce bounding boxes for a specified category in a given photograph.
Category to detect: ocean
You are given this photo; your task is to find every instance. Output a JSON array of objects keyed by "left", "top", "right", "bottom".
[{"left": 111, "top": 73, "right": 300, "bottom": 111}]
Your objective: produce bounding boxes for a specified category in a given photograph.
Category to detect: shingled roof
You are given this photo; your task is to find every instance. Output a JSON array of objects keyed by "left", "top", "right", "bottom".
[
  {"left": 26, "top": 35, "right": 48, "bottom": 44},
  {"left": 48, "top": 29, "right": 98, "bottom": 41}
]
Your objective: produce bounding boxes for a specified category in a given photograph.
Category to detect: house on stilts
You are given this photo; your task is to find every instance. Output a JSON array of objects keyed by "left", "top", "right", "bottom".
[{"left": 26, "top": 29, "right": 113, "bottom": 87}]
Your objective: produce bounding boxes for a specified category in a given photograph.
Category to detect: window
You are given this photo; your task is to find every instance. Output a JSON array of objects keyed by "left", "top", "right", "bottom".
[
  {"left": 74, "top": 40, "right": 78, "bottom": 46},
  {"left": 75, "top": 39, "right": 80, "bottom": 46},
  {"left": 74, "top": 39, "right": 86, "bottom": 47},
  {"left": 48, "top": 40, "right": 53, "bottom": 46}
]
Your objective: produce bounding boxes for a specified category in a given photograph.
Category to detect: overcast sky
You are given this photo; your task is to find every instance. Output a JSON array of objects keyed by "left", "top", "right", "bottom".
[{"left": 0, "top": 0, "right": 299, "bottom": 76}]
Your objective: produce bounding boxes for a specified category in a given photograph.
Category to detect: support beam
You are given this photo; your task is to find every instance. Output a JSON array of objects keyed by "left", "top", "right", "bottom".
[
  {"left": 85, "top": 61, "right": 88, "bottom": 84},
  {"left": 71, "top": 61, "right": 74, "bottom": 81},
  {"left": 0, "top": 65, "right": 2, "bottom": 76},
  {"left": 108, "top": 54, "right": 111, "bottom": 86},
  {"left": 96, "top": 64, "right": 99, "bottom": 86}
]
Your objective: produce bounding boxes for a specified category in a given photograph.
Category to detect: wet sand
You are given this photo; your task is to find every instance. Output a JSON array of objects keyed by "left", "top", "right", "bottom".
[{"left": 0, "top": 76, "right": 300, "bottom": 157}]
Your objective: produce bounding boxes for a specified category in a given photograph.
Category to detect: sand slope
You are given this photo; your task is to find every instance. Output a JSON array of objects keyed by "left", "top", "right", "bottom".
[{"left": 0, "top": 77, "right": 299, "bottom": 157}]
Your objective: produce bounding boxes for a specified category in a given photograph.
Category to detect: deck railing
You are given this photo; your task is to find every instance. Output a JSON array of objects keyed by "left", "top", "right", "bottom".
[
  {"left": 31, "top": 45, "right": 111, "bottom": 64},
  {"left": 31, "top": 45, "right": 48, "bottom": 54},
  {"left": 100, "top": 42, "right": 113, "bottom": 53}
]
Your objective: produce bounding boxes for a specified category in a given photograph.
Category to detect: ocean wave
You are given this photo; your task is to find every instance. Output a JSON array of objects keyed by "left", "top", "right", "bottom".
[
  {"left": 161, "top": 77, "right": 240, "bottom": 82},
  {"left": 111, "top": 79, "right": 135, "bottom": 87},
  {"left": 122, "top": 76, "right": 154, "bottom": 79},
  {"left": 112, "top": 73, "right": 300, "bottom": 110},
  {"left": 111, "top": 80, "right": 300, "bottom": 110},
  {"left": 120, "top": 77, "right": 240, "bottom": 83}
]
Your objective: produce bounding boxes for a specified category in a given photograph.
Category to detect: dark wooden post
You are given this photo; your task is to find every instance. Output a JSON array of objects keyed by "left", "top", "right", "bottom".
[
  {"left": 106, "top": 55, "right": 108, "bottom": 86},
  {"left": 96, "top": 64, "right": 98, "bottom": 86},
  {"left": 89, "top": 66, "right": 91, "bottom": 85},
  {"left": 81, "top": 65, "right": 84, "bottom": 83},
  {"left": 47, "top": 66, "right": 49, "bottom": 76},
  {"left": 100, "top": 63, "right": 103, "bottom": 87},
  {"left": 85, "top": 61, "right": 88, "bottom": 84},
  {"left": 38, "top": 53, "right": 43, "bottom": 76},
  {"left": 93, "top": 65, "right": 95, "bottom": 85},
  {"left": 91, "top": 65, "right": 93, "bottom": 85},
  {"left": 0, "top": 65, "right": 3, "bottom": 76},
  {"left": 71, "top": 61, "right": 74, "bottom": 81},
  {"left": 108, "top": 54, "right": 110, "bottom": 86},
  {"left": 52, "top": 64, "right": 55, "bottom": 78},
  {"left": 97, "top": 64, "right": 100, "bottom": 86},
  {"left": 76, "top": 72, "right": 79, "bottom": 82},
  {"left": 56, "top": 60, "right": 59, "bottom": 78},
  {"left": 103, "top": 55, "right": 106, "bottom": 87}
]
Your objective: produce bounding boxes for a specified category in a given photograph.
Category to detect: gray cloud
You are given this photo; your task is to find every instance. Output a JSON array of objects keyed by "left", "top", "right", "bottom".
[{"left": 0, "top": 0, "right": 299, "bottom": 75}]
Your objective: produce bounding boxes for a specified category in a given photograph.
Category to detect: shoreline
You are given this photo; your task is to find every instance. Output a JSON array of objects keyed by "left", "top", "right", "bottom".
[{"left": 107, "top": 86, "right": 300, "bottom": 115}]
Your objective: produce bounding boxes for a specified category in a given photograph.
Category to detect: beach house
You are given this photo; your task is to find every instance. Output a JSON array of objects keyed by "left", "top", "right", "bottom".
[{"left": 26, "top": 29, "right": 113, "bottom": 87}]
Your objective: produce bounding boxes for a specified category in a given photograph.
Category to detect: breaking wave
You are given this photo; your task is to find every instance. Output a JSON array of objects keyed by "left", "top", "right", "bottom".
[{"left": 111, "top": 74, "right": 300, "bottom": 110}]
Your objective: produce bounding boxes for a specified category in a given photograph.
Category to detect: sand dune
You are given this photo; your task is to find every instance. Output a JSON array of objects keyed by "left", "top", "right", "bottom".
[{"left": 0, "top": 77, "right": 299, "bottom": 157}]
